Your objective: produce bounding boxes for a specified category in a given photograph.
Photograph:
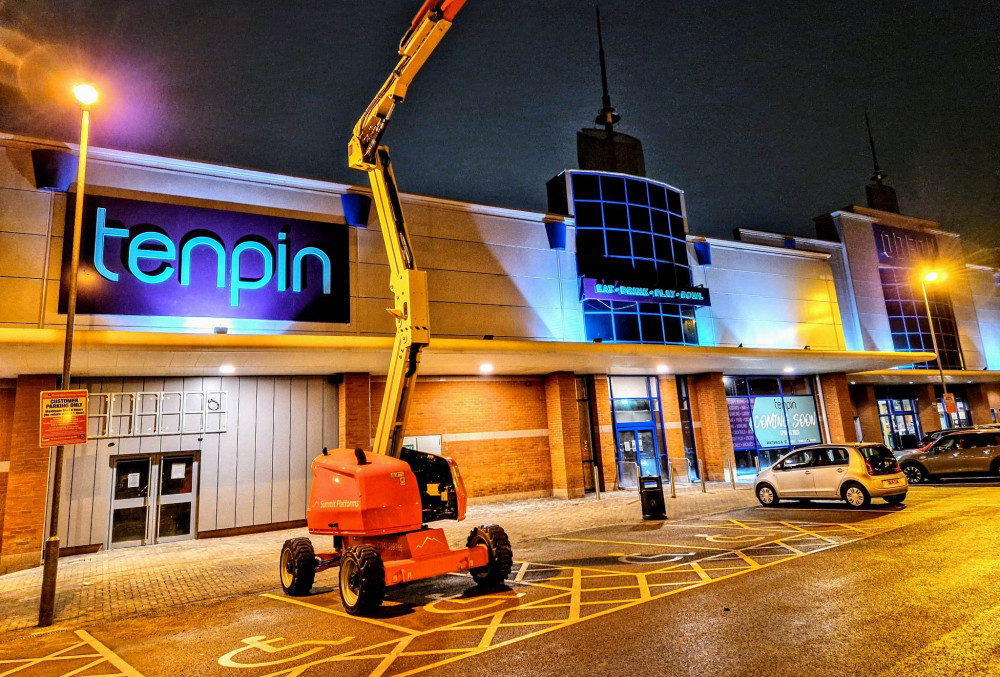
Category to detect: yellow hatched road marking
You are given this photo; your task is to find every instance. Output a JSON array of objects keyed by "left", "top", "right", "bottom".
[
  {"left": 259, "top": 593, "right": 419, "bottom": 635},
  {"left": 227, "top": 516, "right": 918, "bottom": 677},
  {"left": 548, "top": 536, "right": 726, "bottom": 551}
]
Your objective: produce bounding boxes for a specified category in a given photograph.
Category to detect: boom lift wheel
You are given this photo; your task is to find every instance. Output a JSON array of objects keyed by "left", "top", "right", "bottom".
[
  {"left": 339, "top": 545, "right": 386, "bottom": 615},
  {"left": 467, "top": 524, "right": 513, "bottom": 586},
  {"left": 279, "top": 537, "right": 316, "bottom": 596}
]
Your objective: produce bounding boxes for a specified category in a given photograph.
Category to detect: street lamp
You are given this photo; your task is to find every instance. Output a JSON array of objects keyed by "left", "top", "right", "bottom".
[
  {"left": 919, "top": 270, "right": 950, "bottom": 423},
  {"left": 38, "top": 83, "right": 98, "bottom": 627}
]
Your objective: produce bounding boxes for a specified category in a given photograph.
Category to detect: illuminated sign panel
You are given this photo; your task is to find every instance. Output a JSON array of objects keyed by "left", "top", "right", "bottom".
[
  {"left": 60, "top": 195, "right": 349, "bottom": 323},
  {"left": 872, "top": 223, "right": 939, "bottom": 265},
  {"left": 581, "top": 277, "right": 711, "bottom": 306}
]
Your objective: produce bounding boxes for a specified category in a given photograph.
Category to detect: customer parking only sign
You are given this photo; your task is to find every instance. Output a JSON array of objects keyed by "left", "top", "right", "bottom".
[{"left": 39, "top": 390, "right": 89, "bottom": 447}]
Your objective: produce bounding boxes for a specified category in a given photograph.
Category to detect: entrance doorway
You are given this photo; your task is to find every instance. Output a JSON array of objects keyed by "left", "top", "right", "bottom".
[
  {"left": 616, "top": 425, "right": 659, "bottom": 490},
  {"left": 109, "top": 453, "right": 199, "bottom": 549},
  {"left": 876, "top": 397, "right": 922, "bottom": 450}
]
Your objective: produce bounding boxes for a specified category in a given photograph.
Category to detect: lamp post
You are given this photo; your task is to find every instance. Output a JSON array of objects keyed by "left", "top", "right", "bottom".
[
  {"left": 38, "top": 83, "right": 98, "bottom": 627},
  {"left": 919, "top": 270, "right": 950, "bottom": 424}
]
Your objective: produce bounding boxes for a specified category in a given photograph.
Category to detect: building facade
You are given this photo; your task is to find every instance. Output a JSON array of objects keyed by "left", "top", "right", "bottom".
[{"left": 1, "top": 132, "right": 997, "bottom": 573}]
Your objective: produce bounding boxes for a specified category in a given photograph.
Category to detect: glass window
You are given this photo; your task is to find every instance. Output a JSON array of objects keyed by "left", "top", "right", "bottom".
[
  {"left": 814, "top": 448, "right": 849, "bottom": 466},
  {"left": 781, "top": 451, "right": 814, "bottom": 470},
  {"left": 610, "top": 376, "right": 650, "bottom": 399},
  {"left": 748, "top": 378, "right": 781, "bottom": 396},
  {"left": 571, "top": 173, "right": 601, "bottom": 200}
]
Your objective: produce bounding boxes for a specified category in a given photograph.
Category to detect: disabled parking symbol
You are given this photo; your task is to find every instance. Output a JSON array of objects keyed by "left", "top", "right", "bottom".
[{"left": 612, "top": 552, "right": 697, "bottom": 564}]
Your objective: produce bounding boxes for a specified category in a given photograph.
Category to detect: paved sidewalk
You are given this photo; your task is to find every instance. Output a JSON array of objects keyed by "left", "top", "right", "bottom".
[{"left": 0, "top": 483, "right": 754, "bottom": 638}]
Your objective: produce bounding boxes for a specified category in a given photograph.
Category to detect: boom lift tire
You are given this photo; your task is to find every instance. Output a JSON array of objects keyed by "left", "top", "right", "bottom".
[
  {"left": 339, "top": 545, "right": 386, "bottom": 615},
  {"left": 467, "top": 524, "right": 513, "bottom": 586},
  {"left": 279, "top": 537, "right": 317, "bottom": 596}
]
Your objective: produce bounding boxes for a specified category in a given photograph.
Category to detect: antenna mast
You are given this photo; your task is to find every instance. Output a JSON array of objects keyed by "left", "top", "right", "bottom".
[{"left": 594, "top": 6, "right": 621, "bottom": 135}]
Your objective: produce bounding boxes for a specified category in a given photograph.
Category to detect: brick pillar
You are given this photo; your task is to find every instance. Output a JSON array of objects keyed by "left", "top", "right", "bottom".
[
  {"left": 850, "top": 384, "right": 883, "bottom": 444},
  {"left": 0, "top": 381, "right": 16, "bottom": 547},
  {"left": 338, "top": 373, "right": 371, "bottom": 450},
  {"left": 544, "top": 372, "right": 585, "bottom": 499},
  {"left": 592, "top": 375, "right": 617, "bottom": 491},
  {"left": 965, "top": 384, "right": 991, "bottom": 425},
  {"left": 1, "top": 374, "right": 57, "bottom": 574},
  {"left": 819, "top": 373, "right": 856, "bottom": 443},
  {"left": 688, "top": 373, "right": 734, "bottom": 482},
  {"left": 658, "top": 375, "right": 686, "bottom": 480},
  {"left": 913, "top": 384, "right": 942, "bottom": 437}
]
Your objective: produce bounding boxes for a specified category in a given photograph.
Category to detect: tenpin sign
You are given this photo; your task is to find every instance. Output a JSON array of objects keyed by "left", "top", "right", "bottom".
[{"left": 39, "top": 390, "right": 89, "bottom": 447}]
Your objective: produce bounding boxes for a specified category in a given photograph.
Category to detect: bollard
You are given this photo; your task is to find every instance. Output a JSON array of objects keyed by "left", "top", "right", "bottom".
[
  {"left": 668, "top": 463, "right": 677, "bottom": 498},
  {"left": 593, "top": 465, "right": 601, "bottom": 500},
  {"left": 698, "top": 459, "right": 707, "bottom": 493},
  {"left": 728, "top": 459, "right": 737, "bottom": 489}
]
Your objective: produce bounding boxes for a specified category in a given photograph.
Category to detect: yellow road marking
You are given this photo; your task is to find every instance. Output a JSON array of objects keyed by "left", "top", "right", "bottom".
[
  {"left": 778, "top": 521, "right": 839, "bottom": 544},
  {"left": 548, "top": 536, "right": 726, "bottom": 551},
  {"left": 259, "top": 593, "right": 419, "bottom": 635},
  {"left": 731, "top": 550, "right": 760, "bottom": 568}
]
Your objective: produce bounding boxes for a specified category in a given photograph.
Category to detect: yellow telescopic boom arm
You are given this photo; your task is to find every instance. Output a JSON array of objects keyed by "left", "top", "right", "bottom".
[{"left": 348, "top": 0, "right": 467, "bottom": 458}]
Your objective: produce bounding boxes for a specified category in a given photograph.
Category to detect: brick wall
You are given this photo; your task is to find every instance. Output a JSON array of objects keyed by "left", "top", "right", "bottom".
[
  {"left": 850, "top": 385, "right": 883, "bottom": 444},
  {"left": 0, "top": 380, "right": 16, "bottom": 546},
  {"left": 339, "top": 373, "right": 371, "bottom": 450},
  {"left": 657, "top": 375, "right": 688, "bottom": 479},
  {"left": 819, "top": 373, "right": 856, "bottom": 443},
  {"left": 544, "top": 372, "right": 585, "bottom": 499},
  {"left": 592, "top": 375, "right": 618, "bottom": 491},
  {"left": 367, "top": 377, "right": 553, "bottom": 499},
  {"left": 688, "top": 372, "right": 735, "bottom": 481},
  {"left": 966, "top": 384, "right": 991, "bottom": 425},
  {"left": 1, "top": 374, "right": 56, "bottom": 574},
  {"left": 912, "top": 384, "right": 942, "bottom": 438}
]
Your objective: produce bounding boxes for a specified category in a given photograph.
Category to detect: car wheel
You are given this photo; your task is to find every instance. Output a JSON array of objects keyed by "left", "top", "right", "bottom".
[
  {"left": 842, "top": 482, "right": 871, "bottom": 509},
  {"left": 756, "top": 483, "right": 779, "bottom": 507},
  {"left": 901, "top": 463, "right": 926, "bottom": 484},
  {"left": 885, "top": 493, "right": 906, "bottom": 505}
]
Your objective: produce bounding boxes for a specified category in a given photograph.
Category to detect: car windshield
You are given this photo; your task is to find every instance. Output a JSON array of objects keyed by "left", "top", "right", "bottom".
[{"left": 859, "top": 445, "right": 899, "bottom": 475}]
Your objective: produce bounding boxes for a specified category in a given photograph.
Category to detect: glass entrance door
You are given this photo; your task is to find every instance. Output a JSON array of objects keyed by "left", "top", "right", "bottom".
[
  {"left": 110, "top": 457, "right": 152, "bottom": 548},
  {"left": 109, "top": 453, "right": 198, "bottom": 548},
  {"left": 616, "top": 425, "right": 659, "bottom": 489},
  {"left": 876, "top": 398, "right": 922, "bottom": 450},
  {"left": 156, "top": 455, "right": 196, "bottom": 543}
]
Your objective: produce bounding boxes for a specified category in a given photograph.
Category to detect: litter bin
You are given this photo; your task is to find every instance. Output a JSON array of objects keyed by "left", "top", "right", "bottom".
[{"left": 638, "top": 475, "right": 667, "bottom": 520}]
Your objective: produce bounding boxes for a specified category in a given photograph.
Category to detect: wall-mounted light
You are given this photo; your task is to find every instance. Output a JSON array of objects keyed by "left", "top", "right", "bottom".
[
  {"left": 219, "top": 364, "right": 236, "bottom": 374},
  {"left": 656, "top": 364, "right": 669, "bottom": 374},
  {"left": 783, "top": 366, "right": 794, "bottom": 373},
  {"left": 479, "top": 363, "right": 494, "bottom": 374}
]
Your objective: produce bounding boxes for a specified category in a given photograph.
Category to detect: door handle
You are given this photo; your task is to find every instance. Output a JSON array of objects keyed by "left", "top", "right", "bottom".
[
  {"left": 837, "top": 468, "right": 845, "bottom": 473},
  {"left": 804, "top": 471, "right": 811, "bottom": 474}
]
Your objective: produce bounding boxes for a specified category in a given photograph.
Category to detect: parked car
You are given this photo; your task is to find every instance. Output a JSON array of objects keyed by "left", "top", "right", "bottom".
[
  {"left": 911, "top": 425, "right": 999, "bottom": 453},
  {"left": 754, "top": 443, "right": 907, "bottom": 508},
  {"left": 897, "top": 429, "right": 1000, "bottom": 484}
]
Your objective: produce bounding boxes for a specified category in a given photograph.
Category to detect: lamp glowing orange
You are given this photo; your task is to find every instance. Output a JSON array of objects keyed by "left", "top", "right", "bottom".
[{"left": 73, "top": 84, "right": 98, "bottom": 106}]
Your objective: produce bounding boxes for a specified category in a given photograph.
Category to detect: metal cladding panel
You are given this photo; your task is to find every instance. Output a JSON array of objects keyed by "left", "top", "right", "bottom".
[{"left": 307, "top": 450, "right": 422, "bottom": 535}]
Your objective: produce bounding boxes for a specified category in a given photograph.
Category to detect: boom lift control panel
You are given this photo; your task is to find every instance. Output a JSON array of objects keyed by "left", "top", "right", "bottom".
[{"left": 278, "top": 0, "right": 513, "bottom": 615}]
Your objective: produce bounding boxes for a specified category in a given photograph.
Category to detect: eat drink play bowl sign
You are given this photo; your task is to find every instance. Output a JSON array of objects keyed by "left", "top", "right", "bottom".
[{"left": 39, "top": 390, "right": 88, "bottom": 447}]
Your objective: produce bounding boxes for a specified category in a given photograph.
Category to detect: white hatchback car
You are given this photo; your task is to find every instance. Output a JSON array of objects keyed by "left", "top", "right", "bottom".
[{"left": 754, "top": 443, "right": 907, "bottom": 508}]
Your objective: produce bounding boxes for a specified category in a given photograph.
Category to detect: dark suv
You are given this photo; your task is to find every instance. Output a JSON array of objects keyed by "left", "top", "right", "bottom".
[{"left": 897, "top": 429, "right": 1000, "bottom": 483}]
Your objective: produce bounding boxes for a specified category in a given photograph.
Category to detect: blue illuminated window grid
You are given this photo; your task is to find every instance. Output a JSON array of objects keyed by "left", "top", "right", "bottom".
[
  {"left": 571, "top": 172, "right": 698, "bottom": 346},
  {"left": 879, "top": 267, "right": 963, "bottom": 370}
]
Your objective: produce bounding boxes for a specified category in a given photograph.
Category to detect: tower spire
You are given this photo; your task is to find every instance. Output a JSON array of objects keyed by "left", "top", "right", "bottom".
[
  {"left": 865, "top": 110, "right": 886, "bottom": 184},
  {"left": 594, "top": 6, "right": 621, "bottom": 135},
  {"left": 863, "top": 111, "right": 900, "bottom": 213}
]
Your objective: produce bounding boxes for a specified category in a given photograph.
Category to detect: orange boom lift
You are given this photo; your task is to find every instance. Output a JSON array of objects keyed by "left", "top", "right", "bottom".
[{"left": 278, "top": 0, "right": 512, "bottom": 615}]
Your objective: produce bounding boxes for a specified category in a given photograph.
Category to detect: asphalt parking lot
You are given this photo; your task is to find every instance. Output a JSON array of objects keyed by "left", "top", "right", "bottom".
[{"left": 3, "top": 481, "right": 999, "bottom": 676}]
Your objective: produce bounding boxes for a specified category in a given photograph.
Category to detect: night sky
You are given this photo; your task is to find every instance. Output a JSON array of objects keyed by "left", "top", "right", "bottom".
[{"left": 1, "top": 1, "right": 997, "bottom": 262}]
